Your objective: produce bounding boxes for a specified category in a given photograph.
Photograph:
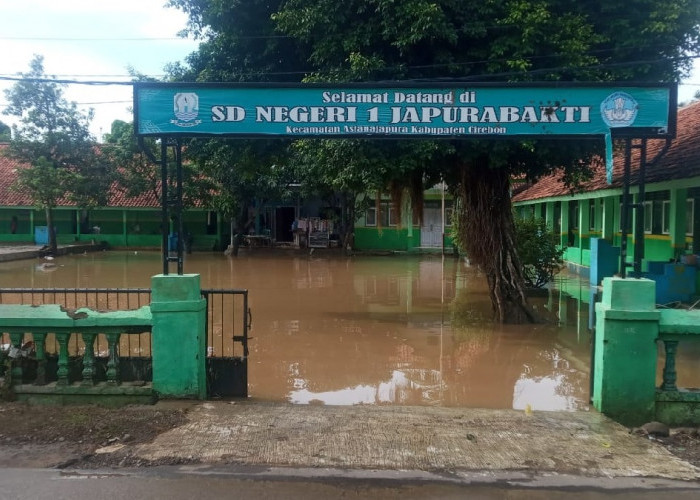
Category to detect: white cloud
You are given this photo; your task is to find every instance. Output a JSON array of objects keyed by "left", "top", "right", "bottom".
[{"left": 0, "top": 0, "right": 197, "bottom": 139}]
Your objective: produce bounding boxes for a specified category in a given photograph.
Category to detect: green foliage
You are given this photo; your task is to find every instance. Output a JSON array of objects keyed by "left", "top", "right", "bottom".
[
  {"left": 102, "top": 120, "right": 161, "bottom": 202},
  {"left": 180, "top": 138, "right": 295, "bottom": 232},
  {"left": 514, "top": 215, "right": 564, "bottom": 288},
  {"left": 169, "top": 0, "right": 700, "bottom": 316},
  {"left": 11, "top": 157, "right": 73, "bottom": 209},
  {"left": 0, "top": 121, "right": 10, "bottom": 142},
  {"left": 2, "top": 55, "right": 112, "bottom": 251}
]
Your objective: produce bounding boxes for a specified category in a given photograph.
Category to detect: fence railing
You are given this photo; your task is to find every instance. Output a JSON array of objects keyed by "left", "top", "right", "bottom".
[
  {"left": 0, "top": 288, "right": 152, "bottom": 378},
  {"left": 0, "top": 287, "right": 249, "bottom": 391},
  {"left": 657, "top": 308, "right": 700, "bottom": 393},
  {"left": 0, "top": 304, "right": 152, "bottom": 395}
]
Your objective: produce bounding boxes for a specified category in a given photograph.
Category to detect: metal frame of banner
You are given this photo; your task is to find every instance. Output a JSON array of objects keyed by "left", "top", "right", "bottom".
[{"left": 134, "top": 81, "right": 678, "bottom": 276}]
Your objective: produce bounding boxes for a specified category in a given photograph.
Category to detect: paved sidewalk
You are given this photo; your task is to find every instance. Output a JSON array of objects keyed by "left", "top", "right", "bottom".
[{"left": 133, "top": 401, "right": 700, "bottom": 481}]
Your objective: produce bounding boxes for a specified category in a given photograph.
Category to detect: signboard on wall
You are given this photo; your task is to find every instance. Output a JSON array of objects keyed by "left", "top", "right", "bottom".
[{"left": 134, "top": 82, "right": 676, "bottom": 140}]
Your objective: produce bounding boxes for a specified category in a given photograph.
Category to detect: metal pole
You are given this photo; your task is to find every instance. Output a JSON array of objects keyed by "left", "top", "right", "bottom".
[
  {"left": 176, "top": 140, "right": 184, "bottom": 275},
  {"left": 160, "top": 139, "right": 169, "bottom": 276},
  {"left": 619, "top": 139, "right": 632, "bottom": 278},
  {"left": 633, "top": 139, "right": 647, "bottom": 277},
  {"left": 441, "top": 181, "right": 445, "bottom": 255}
]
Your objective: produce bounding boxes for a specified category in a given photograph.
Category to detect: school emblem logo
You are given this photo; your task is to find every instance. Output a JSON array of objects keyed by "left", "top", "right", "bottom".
[
  {"left": 171, "top": 92, "right": 201, "bottom": 127},
  {"left": 600, "top": 92, "right": 638, "bottom": 128}
]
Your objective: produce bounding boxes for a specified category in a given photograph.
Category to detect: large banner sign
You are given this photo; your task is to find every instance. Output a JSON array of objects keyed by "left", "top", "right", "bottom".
[{"left": 134, "top": 83, "right": 675, "bottom": 140}]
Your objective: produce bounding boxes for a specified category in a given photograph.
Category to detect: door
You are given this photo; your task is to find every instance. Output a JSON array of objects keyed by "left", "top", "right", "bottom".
[
  {"left": 275, "top": 207, "right": 295, "bottom": 242},
  {"left": 421, "top": 207, "right": 442, "bottom": 247}
]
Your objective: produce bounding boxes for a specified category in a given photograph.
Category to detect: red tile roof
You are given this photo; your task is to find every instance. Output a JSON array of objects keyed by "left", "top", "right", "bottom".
[
  {"left": 0, "top": 143, "right": 161, "bottom": 208},
  {"left": 512, "top": 100, "right": 700, "bottom": 202}
]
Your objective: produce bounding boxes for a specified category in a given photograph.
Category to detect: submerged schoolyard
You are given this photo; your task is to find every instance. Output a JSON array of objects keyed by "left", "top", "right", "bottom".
[{"left": 0, "top": 249, "right": 596, "bottom": 411}]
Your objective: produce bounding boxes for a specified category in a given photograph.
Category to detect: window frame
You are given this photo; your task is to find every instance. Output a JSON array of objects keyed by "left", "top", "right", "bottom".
[
  {"left": 588, "top": 202, "right": 596, "bottom": 231},
  {"left": 662, "top": 200, "right": 671, "bottom": 234},
  {"left": 388, "top": 205, "right": 398, "bottom": 227},
  {"left": 365, "top": 207, "right": 377, "bottom": 227},
  {"left": 643, "top": 201, "right": 652, "bottom": 234}
]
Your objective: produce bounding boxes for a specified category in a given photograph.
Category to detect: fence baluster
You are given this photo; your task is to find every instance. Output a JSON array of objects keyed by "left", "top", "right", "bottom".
[
  {"left": 33, "top": 332, "right": 47, "bottom": 385},
  {"left": 81, "top": 333, "right": 97, "bottom": 386},
  {"left": 8, "top": 332, "right": 23, "bottom": 384},
  {"left": 106, "top": 332, "right": 121, "bottom": 385},
  {"left": 661, "top": 340, "right": 679, "bottom": 391},
  {"left": 56, "top": 333, "right": 70, "bottom": 386}
]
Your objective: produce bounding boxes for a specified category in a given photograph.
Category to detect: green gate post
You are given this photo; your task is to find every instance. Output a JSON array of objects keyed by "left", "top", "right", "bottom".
[
  {"left": 593, "top": 277, "right": 660, "bottom": 426},
  {"left": 150, "top": 274, "right": 207, "bottom": 399}
]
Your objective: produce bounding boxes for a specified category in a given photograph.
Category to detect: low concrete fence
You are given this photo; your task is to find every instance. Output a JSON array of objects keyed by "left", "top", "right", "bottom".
[
  {"left": 0, "top": 304, "right": 154, "bottom": 406},
  {"left": 593, "top": 277, "right": 700, "bottom": 426},
  {"left": 656, "top": 309, "right": 700, "bottom": 425},
  {"left": 0, "top": 274, "right": 209, "bottom": 405}
]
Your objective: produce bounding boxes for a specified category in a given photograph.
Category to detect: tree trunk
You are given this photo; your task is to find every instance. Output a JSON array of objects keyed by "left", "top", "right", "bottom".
[
  {"left": 455, "top": 160, "right": 536, "bottom": 324},
  {"left": 339, "top": 191, "right": 355, "bottom": 254},
  {"left": 45, "top": 206, "right": 58, "bottom": 255}
]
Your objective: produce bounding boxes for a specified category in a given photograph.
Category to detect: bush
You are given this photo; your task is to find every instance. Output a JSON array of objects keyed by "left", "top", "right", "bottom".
[{"left": 514, "top": 215, "right": 564, "bottom": 288}]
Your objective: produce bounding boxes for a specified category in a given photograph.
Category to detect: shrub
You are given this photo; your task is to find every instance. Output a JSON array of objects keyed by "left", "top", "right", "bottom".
[{"left": 514, "top": 215, "right": 564, "bottom": 288}]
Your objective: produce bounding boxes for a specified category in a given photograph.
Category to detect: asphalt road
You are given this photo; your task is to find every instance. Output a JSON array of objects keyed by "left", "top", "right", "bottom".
[{"left": 1, "top": 466, "right": 699, "bottom": 500}]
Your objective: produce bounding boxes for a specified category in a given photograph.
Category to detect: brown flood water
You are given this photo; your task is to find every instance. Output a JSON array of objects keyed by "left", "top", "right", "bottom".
[{"left": 1, "top": 249, "right": 603, "bottom": 411}]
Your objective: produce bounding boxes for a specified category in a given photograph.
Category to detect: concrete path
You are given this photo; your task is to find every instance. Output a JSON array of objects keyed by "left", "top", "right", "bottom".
[
  {"left": 0, "top": 243, "right": 105, "bottom": 262},
  {"left": 134, "top": 401, "right": 700, "bottom": 481}
]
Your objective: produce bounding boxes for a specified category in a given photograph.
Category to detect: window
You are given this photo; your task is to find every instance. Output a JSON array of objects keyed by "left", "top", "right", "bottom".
[
  {"left": 412, "top": 211, "right": 420, "bottom": 227},
  {"left": 618, "top": 200, "right": 633, "bottom": 232},
  {"left": 365, "top": 207, "right": 377, "bottom": 226},
  {"left": 554, "top": 202, "right": 561, "bottom": 235},
  {"left": 687, "top": 199, "right": 694, "bottom": 236},
  {"left": 366, "top": 202, "right": 396, "bottom": 226},
  {"left": 589, "top": 202, "right": 596, "bottom": 231},
  {"left": 569, "top": 201, "right": 579, "bottom": 230},
  {"left": 380, "top": 204, "right": 390, "bottom": 227},
  {"left": 643, "top": 201, "right": 652, "bottom": 234},
  {"left": 388, "top": 206, "right": 398, "bottom": 226},
  {"left": 662, "top": 200, "right": 671, "bottom": 234}
]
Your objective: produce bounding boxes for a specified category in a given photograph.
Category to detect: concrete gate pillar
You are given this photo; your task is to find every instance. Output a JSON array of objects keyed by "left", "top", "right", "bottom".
[
  {"left": 150, "top": 274, "right": 207, "bottom": 399},
  {"left": 593, "top": 277, "right": 660, "bottom": 426}
]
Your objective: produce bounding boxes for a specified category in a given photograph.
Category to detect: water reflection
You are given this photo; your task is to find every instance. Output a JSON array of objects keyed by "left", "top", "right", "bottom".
[{"left": 1, "top": 250, "right": 597, "bottom": 410}]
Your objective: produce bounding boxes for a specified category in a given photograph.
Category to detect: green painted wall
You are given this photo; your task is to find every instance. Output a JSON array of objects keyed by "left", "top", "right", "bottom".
[
  {"left": 355, "top": 226, "right": 414, "bottom": 250},
  {"left": 0, "top": 206, "right": 219, "bottom": 249},
  {"left": 0, "top": 208, "right": 32, "bottom": 237},
  {"left": 515, "top": 184, "right": 698, "bottom": 272}
]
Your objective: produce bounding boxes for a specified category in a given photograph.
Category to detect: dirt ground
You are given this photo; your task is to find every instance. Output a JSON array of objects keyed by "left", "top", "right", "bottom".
[
  {"left": 1, "top": 401, "right": 700, "bottom": 470},
  {"left": 0, "top": 401, "right": 192, "bottom": 468}
]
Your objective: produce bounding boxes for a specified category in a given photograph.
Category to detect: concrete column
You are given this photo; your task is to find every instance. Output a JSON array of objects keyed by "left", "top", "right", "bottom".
[
  {"left": 670, "top": 188, "right": 689, "bottom": 258},
  {"left": 602, "top": 197, "right": 615, "bottom": 241},
  {"left": 216, "top": 211, "right": 223, "bottom": 250},
  {"left": 150, "top": 274, "right": 207, "bottom": 399},
  {"left": 406, "top": 196, "right": 413, "bottom": 249},
  {"left": 545, "top": 202, "right": 554, "bottom": 231},
  {"left": 560, "top": 201, "right": 570, "bottom": 248},
  {"left": 580, "top": 199, "right": 590, "bottom": 250},
  {"left": 122, "top": 211, "right": 128, "bottom": 247},
  {"left": 593, "top": 277, "right": 660, "bottom": 426}
]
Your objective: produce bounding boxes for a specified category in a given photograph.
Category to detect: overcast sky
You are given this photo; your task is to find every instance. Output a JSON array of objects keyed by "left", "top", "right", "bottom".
[
  {"left": 0, "top": 1, "right": 698, "bottom": 141},
  {"left": 0, "top": 0, "right": 198, "bottom": 139}
]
